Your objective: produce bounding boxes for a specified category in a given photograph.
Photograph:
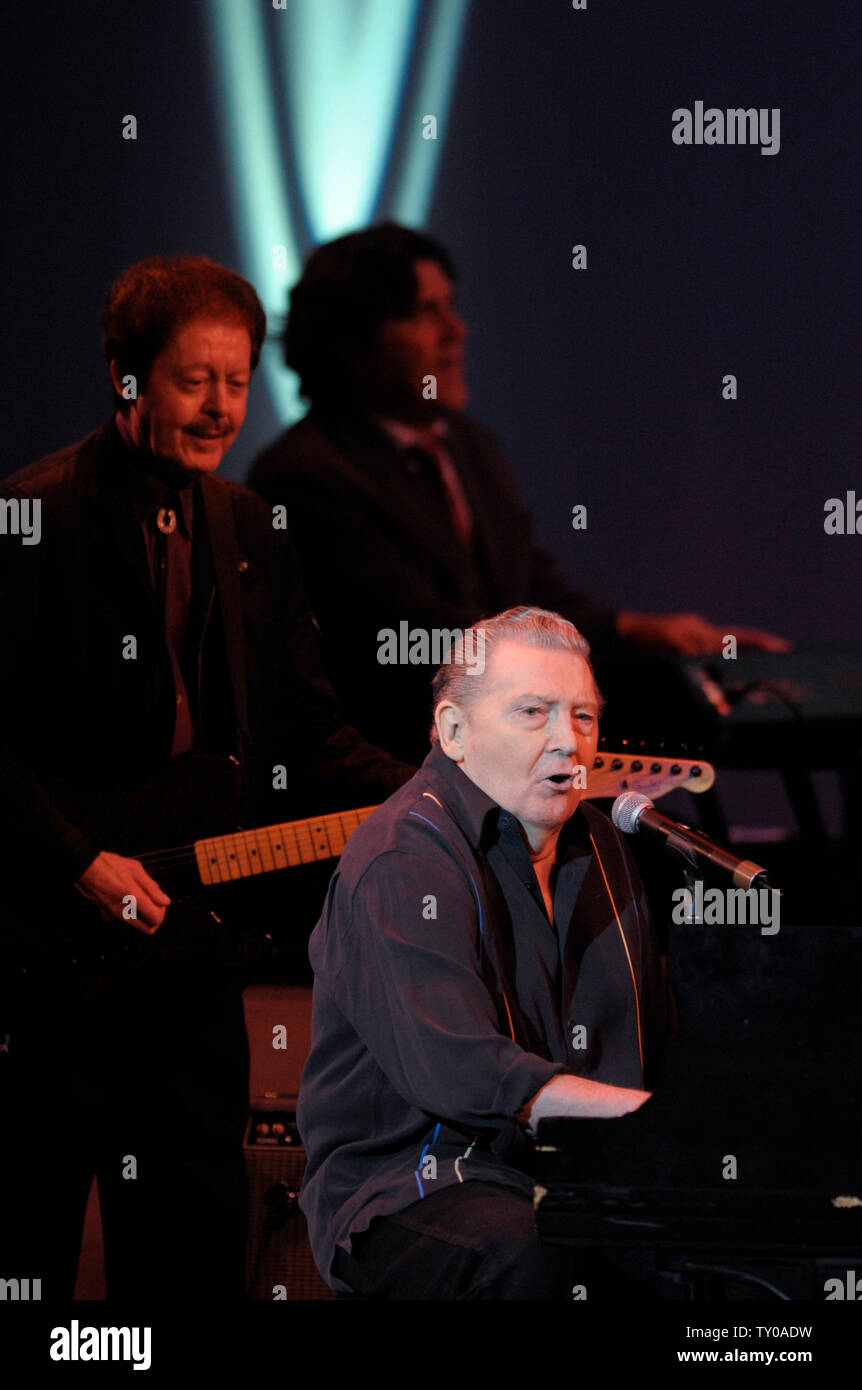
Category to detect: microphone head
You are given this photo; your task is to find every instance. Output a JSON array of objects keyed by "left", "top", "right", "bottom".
[{"left": 611, "top": 790, "right": 654, "bottom": 835}]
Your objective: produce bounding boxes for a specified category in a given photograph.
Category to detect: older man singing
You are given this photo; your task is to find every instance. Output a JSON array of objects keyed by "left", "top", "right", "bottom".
[{"left": 298, "top": 606, "right": 676, "bottom": 1300}]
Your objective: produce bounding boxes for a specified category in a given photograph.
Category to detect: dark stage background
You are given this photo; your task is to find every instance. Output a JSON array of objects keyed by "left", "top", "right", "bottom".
[{"left": 4, "top": 0, "right": 860, "bottom": 648}]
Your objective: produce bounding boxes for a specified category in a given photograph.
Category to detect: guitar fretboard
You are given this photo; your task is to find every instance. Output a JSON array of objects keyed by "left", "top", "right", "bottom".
[{"left": 194, "top": 805, "right": 379, "bottom": 886}]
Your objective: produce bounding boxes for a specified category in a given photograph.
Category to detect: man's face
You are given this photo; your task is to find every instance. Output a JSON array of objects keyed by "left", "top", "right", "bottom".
[
  {"left": 367, "top": 259, "right": 467, "bottom": 420},
  {"left": 441, "top": 641, "right": 601, "bottom": 849},
  {"left": 113, "top": 317, "right": 252, "bottom": 475}
]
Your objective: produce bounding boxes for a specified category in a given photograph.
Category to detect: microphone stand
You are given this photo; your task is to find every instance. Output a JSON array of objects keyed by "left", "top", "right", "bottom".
[{"left": 665, "top": 839, "right": 704, "bottom": 924}]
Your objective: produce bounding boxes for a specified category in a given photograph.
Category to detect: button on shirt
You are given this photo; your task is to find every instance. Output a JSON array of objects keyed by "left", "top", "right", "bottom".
[{"left": 297, "top": 742, "right": 675, "bottom": 1291}]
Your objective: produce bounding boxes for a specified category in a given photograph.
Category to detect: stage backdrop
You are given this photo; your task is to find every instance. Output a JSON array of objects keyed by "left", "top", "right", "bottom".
[{"left": 4, "top": 0, "right": 860, "bottom": 645}]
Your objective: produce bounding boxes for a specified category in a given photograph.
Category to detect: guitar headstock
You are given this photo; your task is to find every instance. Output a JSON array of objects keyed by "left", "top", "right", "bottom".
[{"left": 584, "top": 752, "right": 715, "bottom": 802}]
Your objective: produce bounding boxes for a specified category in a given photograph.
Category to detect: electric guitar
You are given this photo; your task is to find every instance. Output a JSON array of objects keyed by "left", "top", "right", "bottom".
[{"left": 4, "top": 750, "right": 714, "bottom": 973}]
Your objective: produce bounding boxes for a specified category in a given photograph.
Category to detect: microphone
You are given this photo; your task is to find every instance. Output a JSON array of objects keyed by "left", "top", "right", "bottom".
[{"left": 611, "top": 791, "right": 769, "bottom": 890}]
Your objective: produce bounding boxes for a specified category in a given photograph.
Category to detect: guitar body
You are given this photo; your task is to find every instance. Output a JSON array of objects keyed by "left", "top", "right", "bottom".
[{"left": 4, "top": 752, "right": 257, "bottom": 977}]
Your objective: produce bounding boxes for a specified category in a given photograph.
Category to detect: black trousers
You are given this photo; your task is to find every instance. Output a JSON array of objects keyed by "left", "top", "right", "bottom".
[
  {"left": 333, "top": 1181, "right": 662, "bottom": 1301},
  {"left": 0, "top": 961, "right": 249, "bottom": 1301}
]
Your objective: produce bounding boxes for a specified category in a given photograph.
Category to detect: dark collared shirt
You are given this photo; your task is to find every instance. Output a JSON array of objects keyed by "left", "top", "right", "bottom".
[{"left": 297, "top": 743, "right": 675, "bottom": 1291}]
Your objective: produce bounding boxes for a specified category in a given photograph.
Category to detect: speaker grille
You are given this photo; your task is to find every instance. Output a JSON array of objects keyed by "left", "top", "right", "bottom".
[{"left": 244, "top": 1109, "right": 335, "bottom": 1301}]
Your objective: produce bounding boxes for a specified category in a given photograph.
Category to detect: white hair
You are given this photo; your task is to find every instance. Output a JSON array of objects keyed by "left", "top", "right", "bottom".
[{"left": 429, "top": 606, "right": 598, "bottom": 742}]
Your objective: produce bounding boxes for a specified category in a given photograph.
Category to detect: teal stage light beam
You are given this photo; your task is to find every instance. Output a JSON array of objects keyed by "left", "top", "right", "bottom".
[
  {"left": 391, "top": 0, "right": 471, "bottom": 225},
  {"left": 281, "top": 0, "right": 419, "bottom": 241},
  {"left": 208, "top": 0, "right": 470, "bottom": 424},
  {"left": 209, "top": 0, "right": 303, "bottom": 424}
]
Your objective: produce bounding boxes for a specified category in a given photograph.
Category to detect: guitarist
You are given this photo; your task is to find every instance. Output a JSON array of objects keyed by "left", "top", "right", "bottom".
[{"left": 0, "top": 255, "right": 411, "bottom": 1300}]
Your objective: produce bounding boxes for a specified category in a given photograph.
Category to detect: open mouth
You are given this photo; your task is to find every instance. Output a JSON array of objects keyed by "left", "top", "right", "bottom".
[{"left": 546, "top": 773, "right": 574, "bottom": 787}]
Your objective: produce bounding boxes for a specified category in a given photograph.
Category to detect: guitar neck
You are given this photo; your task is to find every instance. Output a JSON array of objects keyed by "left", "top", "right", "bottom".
[
  {"left": 191, "top": 753, "right": 714, "bottom": 888},
  {"left": 194, "top": 805, "right": 379, "bottom": 886}
]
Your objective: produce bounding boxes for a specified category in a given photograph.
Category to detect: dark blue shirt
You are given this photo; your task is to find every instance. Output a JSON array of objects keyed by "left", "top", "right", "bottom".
[{"left": 297, "top": 743, "right": 675, "bottom": 1291}]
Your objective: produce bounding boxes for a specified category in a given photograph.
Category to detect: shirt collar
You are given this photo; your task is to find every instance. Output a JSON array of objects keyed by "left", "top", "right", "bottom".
[
  {"left": 373, "top": 414, "right": 450, "bottom": 455},
  {"left": 419, "top": 741, "right": 591, "bottom": 858}
]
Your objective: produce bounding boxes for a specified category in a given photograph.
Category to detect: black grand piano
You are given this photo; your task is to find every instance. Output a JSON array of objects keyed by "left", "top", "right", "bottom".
[{"left": 534, "top": 925, "right": 862, "bottom": 1299}]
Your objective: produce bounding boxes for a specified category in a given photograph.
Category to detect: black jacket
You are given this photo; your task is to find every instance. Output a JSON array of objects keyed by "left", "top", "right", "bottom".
[{"left": 0, "top": 419, "right": 410, "bottom": 890}]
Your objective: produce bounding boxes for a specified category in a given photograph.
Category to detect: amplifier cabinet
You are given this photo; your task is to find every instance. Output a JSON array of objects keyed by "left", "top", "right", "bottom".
[{"left": 244, "top": 1107, "right": 335, "bottom": 1301}]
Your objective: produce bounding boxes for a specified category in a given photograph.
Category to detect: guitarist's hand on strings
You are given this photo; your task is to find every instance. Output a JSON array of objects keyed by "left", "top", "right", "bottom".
[{"left": 74, "top": 851, "right": 172, "bottom": 933}]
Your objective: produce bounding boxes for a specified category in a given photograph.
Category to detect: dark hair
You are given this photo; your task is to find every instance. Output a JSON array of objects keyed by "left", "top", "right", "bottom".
[
  {"left": 284, "top": 222, "right": 457, "bottom": 406},
  {"left": 103, "top": 255, "right": 267, "bottom": 402}
]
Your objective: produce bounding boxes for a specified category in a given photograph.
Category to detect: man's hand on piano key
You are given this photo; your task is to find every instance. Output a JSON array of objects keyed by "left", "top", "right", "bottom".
[
  {"left": 615, "top": 609, "right": 789, "bottom": 655},
  {"left": 519, "top": 1076, "right": 652, "bottom": 1136}
]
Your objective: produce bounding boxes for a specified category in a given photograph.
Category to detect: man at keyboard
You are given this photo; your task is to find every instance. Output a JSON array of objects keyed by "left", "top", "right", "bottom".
[{"left": 298, "top": 606, "right": 676, "bottom": 1300}]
